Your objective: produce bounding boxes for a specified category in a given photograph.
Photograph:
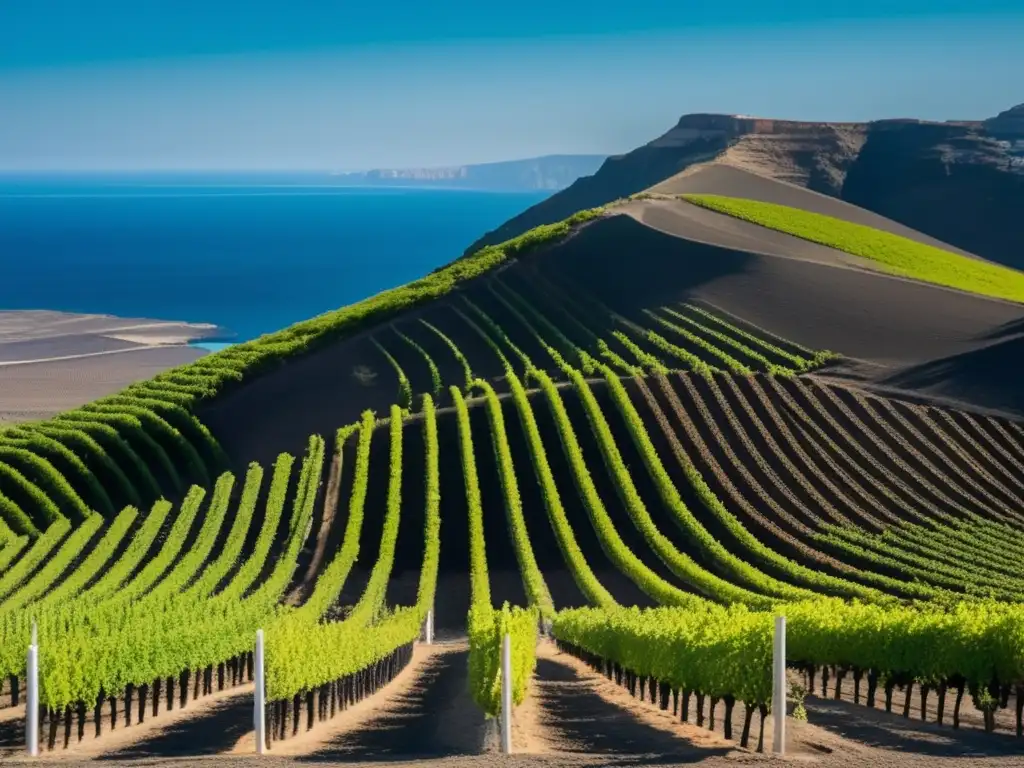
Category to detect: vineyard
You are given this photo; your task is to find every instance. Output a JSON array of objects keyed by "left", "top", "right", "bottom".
[{"left": 2, "top": 206, "right": 1024, "bottom": 762}]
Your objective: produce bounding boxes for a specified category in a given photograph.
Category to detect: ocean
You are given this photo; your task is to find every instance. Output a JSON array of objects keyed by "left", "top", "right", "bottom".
[{"left": 0, "top": 174, "right": 549, "bottom": 343}]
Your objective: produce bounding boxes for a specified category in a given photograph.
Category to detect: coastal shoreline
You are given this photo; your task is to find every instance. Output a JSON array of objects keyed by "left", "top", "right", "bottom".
[{"left": 0, "top": 309, "right": 229, "bottom": 424}]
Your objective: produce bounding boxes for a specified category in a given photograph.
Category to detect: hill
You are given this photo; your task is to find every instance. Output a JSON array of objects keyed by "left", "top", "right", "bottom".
[
  {"left": 985, "top": 102, "right": 1024, "bottom": 140},
  {"left": 331, "top": 154, "right": 607, "bottom": 191},
  {"left": 466, "top": 107, "right": 1024, "bottom": 268}
]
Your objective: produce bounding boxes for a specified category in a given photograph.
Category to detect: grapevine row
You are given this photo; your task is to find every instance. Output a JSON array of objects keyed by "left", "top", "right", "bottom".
[
  {"left": 371, "top": 336, "right": 414, "bottom": 412},
  {"left": 639, "top": 375, "right": 914, "bottom": 600}
]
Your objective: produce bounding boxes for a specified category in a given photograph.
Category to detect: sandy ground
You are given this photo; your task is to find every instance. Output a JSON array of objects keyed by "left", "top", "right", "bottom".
[
  {"left": 805, "top": 665, "right": 1022, "bottom": 741},
  {"left": 0, "top": 310, "right": 222, "bottom": 423},
  {"left": 11, "top": 752, "right": 1024, "bottom": 767},
  {"left": 0, "top": 310, "right": 223, "bottom": 355},
  {"left": 531, "top": 642, "right": 1024, "bottom": 764},
  {"left": 0, "top": 704, "right": 26, "bottom": 754},
  {"left": 238, "top": 638, "right": 486, "bottom": 761},
  {"left": 531, "top": 640, "right": 751, "bottom": 757}
]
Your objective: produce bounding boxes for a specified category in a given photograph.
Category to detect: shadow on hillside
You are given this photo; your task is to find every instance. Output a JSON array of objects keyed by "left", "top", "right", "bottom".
[
  {"left": 532, "top": 213, "right": 756, "bottom": 316},
  {"left": 841, "top": 135, "right": 1024, "bottom": 271},
  {"left": 883, "top": 335, "right": 1024, "bottom": 416},
  {"left": 981, "top": 316, "right": 1024, "bottom": 342},
  {"left": 200, "top": 207, "right": 1024, "bottom": 475}
]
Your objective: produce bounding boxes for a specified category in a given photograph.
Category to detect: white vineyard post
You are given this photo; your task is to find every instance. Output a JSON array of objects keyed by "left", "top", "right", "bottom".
[
  {"left": 254, "top": 629, "right": 266, "bottom": 755},
  {"left": 772, "top": 615, "right": 786, "bottom": 755},
  {"left": 26, "top": 621, "right": 38, "bottom": 757},
  {"left": 426, "top": 608, "right": 434, "bottom": 645},
  {"left": 500, "top": 633, "right": 512, "bottom": 754}
]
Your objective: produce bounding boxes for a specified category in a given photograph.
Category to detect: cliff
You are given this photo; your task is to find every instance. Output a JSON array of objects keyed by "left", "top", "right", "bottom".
[
  {"left": 466, "top": 107, "right": 1024, "bottom": 269},
  {"left": 332, "top": 154, "right": 606, "bottom": 192},
  {"left": 841, "top": 119, "right": 1024, "bottom": 266}
]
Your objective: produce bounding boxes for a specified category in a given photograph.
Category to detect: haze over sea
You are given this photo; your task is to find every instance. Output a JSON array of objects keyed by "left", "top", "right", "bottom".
[{"left": 0, "top": 174, "right": 548, "bottom": 344}]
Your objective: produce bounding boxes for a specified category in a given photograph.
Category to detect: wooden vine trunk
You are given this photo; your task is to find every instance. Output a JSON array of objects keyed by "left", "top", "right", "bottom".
[
  {"left": 723, "top": 696, "right": 735, "bottom": 739},
  {"left": 740, "top": 705, "right": 754, "bottom": 748},
  {"left": 262, "top": 642, "right": 413, "bottom": 745}
]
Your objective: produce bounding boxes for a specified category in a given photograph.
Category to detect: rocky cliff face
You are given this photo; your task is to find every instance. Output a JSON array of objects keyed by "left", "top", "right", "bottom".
[
  {"left": 466, "top": 107, "right": 1024, "bottom": 269},
  {"left": 841, "top": 119, "right": 1024, "bottom": 267},
  {"left": 648, "top": 114, "right": 868, "bottom": 195}
]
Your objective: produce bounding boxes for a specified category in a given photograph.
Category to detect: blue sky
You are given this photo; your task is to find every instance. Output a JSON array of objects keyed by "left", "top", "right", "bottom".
[{"left": 1, "top": 1, "right": 1021, "bottom": 170}]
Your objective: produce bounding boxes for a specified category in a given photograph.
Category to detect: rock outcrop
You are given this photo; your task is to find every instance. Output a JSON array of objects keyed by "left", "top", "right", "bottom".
[{"left": 984, "top": 103, "right": 1024, "bottom": 139}]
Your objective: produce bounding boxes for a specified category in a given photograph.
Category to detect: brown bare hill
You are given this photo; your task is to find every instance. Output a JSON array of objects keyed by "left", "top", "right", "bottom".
[
  {"left": 533, "top": 203, "right": 1024, "bottom": 414},
  {"left": 466, "top": 108, "right": 1024, "bottom": 268}
]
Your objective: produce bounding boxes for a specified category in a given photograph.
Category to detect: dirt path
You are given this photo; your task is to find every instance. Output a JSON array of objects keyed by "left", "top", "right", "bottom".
[
  {"left": 258, "top": 638, "right": 486, "bottom": 761},
  {"left": 232, "top": 641, "right": 443, "bottom": 756},
  {"left": 530, "top": 640, "right": 737, "bottom": 759},
  {"left": 529, "top": 641, "right": 1024, "bottom": 765},
  {"left": 13, "top": 753, "right": 1024, "bottom": 768},
  {"left": 285, "top": 436, "right": 345, "bottom": 606}
]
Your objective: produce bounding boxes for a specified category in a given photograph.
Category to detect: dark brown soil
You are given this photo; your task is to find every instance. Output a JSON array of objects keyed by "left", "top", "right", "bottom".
[{"left": 198, "top": 334, "right": 401, "bottom": 470}]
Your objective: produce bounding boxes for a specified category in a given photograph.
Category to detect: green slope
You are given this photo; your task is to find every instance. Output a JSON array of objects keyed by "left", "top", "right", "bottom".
[{"left": 683, "top": 194, "right": 1024, "bottom": 304}]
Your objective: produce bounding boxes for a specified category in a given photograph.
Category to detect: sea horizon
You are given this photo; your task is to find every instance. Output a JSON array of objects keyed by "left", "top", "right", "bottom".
[
  {"left": 0, "top": 176, "right": 549, "bottom": 342},
  {"left": 0, "top": 171, "right": 558, "bottom": 196}
]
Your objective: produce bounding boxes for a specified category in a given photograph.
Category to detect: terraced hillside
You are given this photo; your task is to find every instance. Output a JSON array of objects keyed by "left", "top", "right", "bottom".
[{"left": 2, "top": 187, "right": 1024, "bottom": 762}]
